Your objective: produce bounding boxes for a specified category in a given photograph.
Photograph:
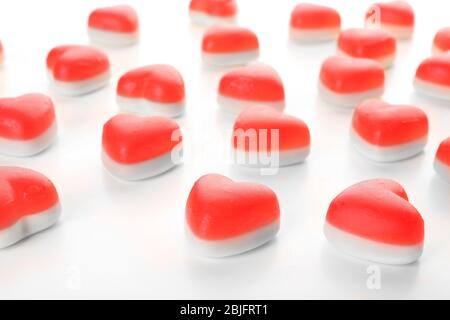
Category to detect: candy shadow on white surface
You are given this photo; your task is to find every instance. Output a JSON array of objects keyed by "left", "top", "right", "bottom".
[
  {"left": 428, "top": 176, "right": 450, "bottom": 215},
  {"left": 410, "top": 91, "right": 450, "bottom": 111},
  {"left": 320, "top": 243, "right": 420, "bottom": 298},
  {"left": 101, "top": 162, "right": 184, "bottom": 194},
  {"left": 346, "top": 142, "right": 428, "bottom": 177},
  {"left": 0, "top": 218, "right": 63, "bottom": 252},
  {"left": 184, "top": 239, "right": 279, "bottom": 298}
]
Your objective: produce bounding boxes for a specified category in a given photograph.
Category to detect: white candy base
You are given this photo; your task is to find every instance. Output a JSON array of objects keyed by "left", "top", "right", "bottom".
[
  {"left": 319, "top": 81, "right": 384, "bottom": 108},
  {"left": 366, "top": 23, "right": 413, "bottom": 40},
  {"left": 337, "top": 49, "right": 395, "bottom": 69},
  {"left": 290, "top": 27, "right": 340, "bottom": 43},
  {"left": 414, "top": 78, "right": 450, "bottom": 101},
  {"left": 102, "top": 144, "right": 182, "bottom": 181},
  {"left": 189, "top": 10, "right": 236, "bottom": 26},
  {"left": 0, "top": 122, "right": 57, "bottom": 157},
  {"left": 117, "top": 96, "right": 185, "bottom": 118},
  {"left": 88, "top": 27, "right": 139, "bottom": 47},
  {"left": 350, "top": 129, "right": 427, "bottom": 162},
  {"left": 434, "top": 158, "right": 450, "bottom": 183},
  {"left": 186, "top": 220, "right": 280, "bottom": 258},
  {"left": 202, "top": 50, "right": 259, "bottom": 67},
  {"left": 324, "top": 221, "right": 423, "bottom": 265},
  {"left": 232, "top": 146, "right": 310, "bottom": 168},
  {"left": 0, "top": 204, "right": 61, "bottom": 249},
  {"left": 48, "top": 70, "right": 110, "bottom": 96}
]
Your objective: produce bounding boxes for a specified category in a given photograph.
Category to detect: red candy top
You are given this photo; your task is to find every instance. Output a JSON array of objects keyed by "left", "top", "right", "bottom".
[
  {"left": 415, "top": 53, "right": 450, "bottom": 87},
  {"left": 320, "top": 56, "right": 385, "bottom": 93},
  {"left": 434, "top": 27, "right": 450, "bottom": 53},
  {"left": 290, "top": 3, "right": 341, "bottom": 30},
  {"left": 0, "top": 41, "right": 3, "bottom": 58},
  {"left": 219, "top": 64, "right": 285, "bottom": 102},
  {"left": 0, "top": 167, "right": 59, "bottom": 230},
  {"left": 202, "top": 25, "right": 259, "bottom": 54},
  {"left": 117, "top": 65, "right": 185, "bottom": 104},
  {"left": 326, "top": 179, "right": 424, "bottom": 245},
  {"left": 338, "top": 28, "right": 396, "bottom": 59},
  {"left": 102, "top": 114, "right": 182, "bottom": 164},
  {"left": 186, "top": 174, "right": 280, "bottom": 240},
  {"left": 47, "top": 45, "right": 110, "bottom": 82},
  {"left": 0, "top": 94, "right": 56, "bottom": 140},
  {"left": 88, "top": 5, "right": 139, "bottom": 33},
  {"left": 436, "top": 137, "right": 450, "bottom": 167},
  {"left": 352, "top": 99, "right": 428, "bottom": 146},
  {"left": 233, "top": 105, "right": 310, "bottom": 152},
  {"left": 189, "top": 0, "right": 237, "bottom": 17},
  {"left": 366, "top": 1, "right": 414, "bottom": 27}
]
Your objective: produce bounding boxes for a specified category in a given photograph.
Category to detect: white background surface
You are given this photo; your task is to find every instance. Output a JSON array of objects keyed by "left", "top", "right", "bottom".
[{"left": 0, "top": 0, "right": 449, "bottom": 299}]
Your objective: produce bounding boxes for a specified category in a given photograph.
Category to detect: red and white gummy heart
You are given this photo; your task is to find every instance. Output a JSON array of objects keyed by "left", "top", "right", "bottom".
[
  {"left": 202, "top": 25, "right": 259, "bottom": 67},
  {"left": 88, "top": 5, "right": 139, "bottom": 46},
  {"left": 338, "top": 28, "right": 396, "bottom": 68},
  {"left": 116, "top": 65, "right": 185, "bottom": 118},
  {"left": 351, "top": 99, "right": 428, "bottom": 162},
  {"left": 186, "top": 174, "right": 280, "bottom": 257},
  {"left": 218, "top": 63, "right": 285, "bottom": 113},
  {"left": 365, "top": 1, "right": 414, "bottom": 40},
  {"left": 232, "top": 105, "right": 310, "bottom": 167},
  {"left": 0, "top": 166, "right": 61, "bottom": 249},
  {"left": 325, "top": 179, "right": 424, "bottom": 265},
  {"left": 47, "top": 45, "right": 110, "bottom": 96},
  {"left": 414, "top": 53, "right": 450, "bottom": 100},
  {"left": 319, "top": 56, "right": 385, "bottom": 107},
  {"left": 433, "top": 27, "right": 450, "bottom": 54},
  {"left": 434, "top": 137, "right": 450, "bottom": 183},
  {"left": 0, "top": 94, "right": 57, "bottom": 157},
  {"left": 289, "top": 3, "right": 341, "bottom": 42},
  {"left": 102, "top": 114, "right": 182, "bottom": 181},
  {"left": 189, "top": 0, "right": 237, "bottom": 26}
]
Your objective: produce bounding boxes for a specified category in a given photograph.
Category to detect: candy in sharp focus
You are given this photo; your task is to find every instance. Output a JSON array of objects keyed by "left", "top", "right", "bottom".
[
  {"left": 88, "top": 5, "right": 139, "bottom": 46},
  {"left": 319, "top": 56, "right": 385, "bottom": 107},
  {"left": 351, "top": 99, "right": 428, "bottom": 162},
  {"left": 414, "top": 52, "right": 450, "bottom": 101},
  {"left": 218, "top": 63, "right": 285, "bottom": 114},
  {"left": 365, "top": 1, "right": 414, "bottom": 40},
  {"left": 338, "top": 28, "right": 396, "bottom": 68},
  {"left": 185, "top": 174, "right": 280, "bottom": 257},
  {"left": 116, "top": 65, "right": 185, "bottom": 118},
  {"left": 289, "top": 3, "right": 341, "bottom": 42},
  {"left": 433, "top": 27, "right": 450, "bottom": 54},
  {"left": 232, "top": 105, "right": 310, "bottom": 167},
  {"left": 324, "top": 179, "right": 424, "bottom": 265},
  {"left": 434, "top": 137, "right": 450, "bottom": 183},
  {"left": 0, "top": 94, "right": 57, "bottom": 157},
  {"left": 189, "top": 0, "right": 237, "bottom": 26},
  {"left": 0, "top": 166, "right": 61, "bottom": 249},
  {"left": 47, "top": 45, "right": 110, "bottom": 96},
  {"left": 202, "top": 25, "right": 259, "bottom": 67},
  {"left": 102, "top": 114, "right": 182, "bottom": 181}
]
